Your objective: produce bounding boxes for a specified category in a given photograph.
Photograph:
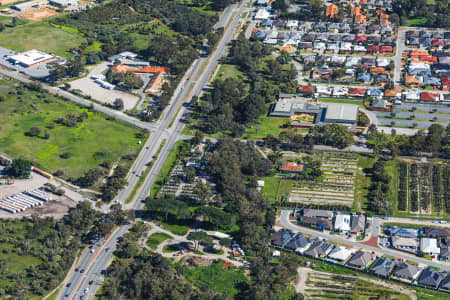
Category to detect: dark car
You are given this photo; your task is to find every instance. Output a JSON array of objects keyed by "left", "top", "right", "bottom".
[{"left": 89, "top": 280, "right": 94, "bottom": 285}]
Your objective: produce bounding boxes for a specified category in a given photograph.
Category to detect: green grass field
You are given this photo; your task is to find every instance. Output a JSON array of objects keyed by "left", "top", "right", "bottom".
[
  {"left": 407, "top": 17, "right": 428, "bottom": 26},
  {"left": 216, "top": 64, "right": 246, "bottom": 81},
  {"left": 184, "top": 262, "right": 248, "bottom": 297},
  {"left": 0, "top": 78, "right": 145, "bottom": 179},
  {"left": 146, "top": 232, "right": 172, "bottom": 249},
  {"left": 243, "top": 114, "right": 288, "bottom": 140},
  {"left": 261, "top": 176, "right": 281, "bottom": 202},
  {"left": 0, "top": 21, "right": 85, "bottom": 58}
]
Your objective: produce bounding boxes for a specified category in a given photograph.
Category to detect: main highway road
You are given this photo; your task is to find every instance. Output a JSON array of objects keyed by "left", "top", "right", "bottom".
[
  {"left": 279, "top": 210, "right": 450, "bottom": 271},
  {"left": 60, "top": 0, "right": 250, "bottom": 299}
]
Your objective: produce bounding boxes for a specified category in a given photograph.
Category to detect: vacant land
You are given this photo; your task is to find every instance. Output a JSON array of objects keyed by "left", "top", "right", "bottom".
[
  {"left": 0, "top": 78, "right": 145, "bottom": 180},
  {"left": 184, "top": 262, "right": 248, "bottom": 297},
  {"left": 215, "top": 64, "right": 246, "bottom": 81},
  {"left": 146, "top": 232, "right": 172, "bottom": 249},
  {"left": 0, "top": 21, "right": 84, "bottom": 58},
  {"left": 19, "top": 8, "right": 59, "bottom": 21}
]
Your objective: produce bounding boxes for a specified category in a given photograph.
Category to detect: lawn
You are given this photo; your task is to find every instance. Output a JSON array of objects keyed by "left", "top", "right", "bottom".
[
  {"left": 261, "top": 176, "right": 281, "bottom": 202},
  {"left": 0, "top": 78, "right": 145, "bottom": 180},
  {"left": 318, "top": 98, "right": 365, "bottom": 108},
  {"left": 216, "top": 64, "right": 246, "bottom": 81},
  {"left": 146, "top": 232, "right": 173, "bottom": 249},
  {"left": 0, "top": 21, "right": 85, "bottom": 58},
  {"left": 159, "top": 221, "right": 189, "bottom": 236},
  {"left": 407, "top": 17, "right": 428, "bottom": 26},
  {"left": 184, "top": 262, "right": 248, "bottom": 297},
  {"left": 243, "top": 114, "right": 288, "bottom": 140}
]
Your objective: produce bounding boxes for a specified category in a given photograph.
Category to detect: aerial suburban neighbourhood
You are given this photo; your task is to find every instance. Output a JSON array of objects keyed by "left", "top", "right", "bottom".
[{"left": 0, "top": 0, "right": 448, "bottom": 299}]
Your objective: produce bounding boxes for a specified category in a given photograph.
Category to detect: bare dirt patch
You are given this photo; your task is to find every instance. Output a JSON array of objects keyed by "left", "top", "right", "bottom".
[
  {"left": 19, "top": 8, "right": 59, "bottom": 21},
  {"left": 183, "top": 256, "right": 212, "bottom": 267},
  {"left": 0, "top": 196, "right": 77, "bottom": 219}
]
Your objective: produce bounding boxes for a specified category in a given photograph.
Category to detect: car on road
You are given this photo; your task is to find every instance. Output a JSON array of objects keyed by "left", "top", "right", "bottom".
[
  {"left": 89, "top": 280, "right": 94, "bottom": 285},
  {"left": 105, "top": 247, "right": 109, "bottom": 252},
  {"left": 80, "top": 269, "right": 85, "bottom": 273},
  {"left": 66, "top": 282, "right": 72, "bottom": 287},
  {"left": 84, "top": 288, "right": 89, "bottom": 294},
  {"left": 90, "top": 249, "right": 94, "bottom": 253}
]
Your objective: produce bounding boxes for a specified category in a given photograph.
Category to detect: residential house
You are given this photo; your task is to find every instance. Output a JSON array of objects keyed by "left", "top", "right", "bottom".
[
  {"left": 331, "top": 55, "right": 346, "bottom": 66},
  {"left": 391, "top": 236, "right": 419, "bottom": 253},
  {"left": 362, "top": 57, "right": 376, "bottom": 66},
  {"left": 421, "top": 238, "right": 440, "bottom": 256},
  {"left": 327, "top": 23, "right": 340, "bottom": 32},
  {"left": 313, "top": 68, "right": 333, "bottom": 79},
  {"left": 408, "top": 37, "right": 420, "bottom": 47},
  {"left": 313, "top": 23, "right": 327, "bottom": 32},
  {"left": 376, "top": 57, "right": 390, "bottom": 67},
  {"left": 375, "top": 74, "right": 390, "bottom": 82},
  {"left": 346, "top": 69, "right": 356, "bottom": 76},
  {"left": 379, "top": 11, "right": 389, "bottom": 25},
  {"left": 327, "top": 42, "right": 340, "bottom": 51},
  {"left": 440, "top": 245, "right": 450, "bottom": 261},
  {"left": 303, "top": 209, "right": 333, "bottom": 219},
  {"left": 385, "top": 226, "right": 419, "bottom": 238},
  {"left": 326, "top": 4, "right": 339, "bottom": 19},
  {"left": 260, "top": 19, "right": 273, "bottom": 27},
  {"left": 300, "top": 217, "right": 333, "bottom": 231},
  {"left": 393, "top": 262, "right": 421, "bottom": 282},
  {"left": 334, "top": 214, "right": 351, "bottom": 232},
  {"left": 341, "top": 34, "right": 355, "bottom": 42},
  {"left": 349, "top": 88, "right": 366, "bottom": 98},
  {"left": 442, "top": 76, "right": 450, "bottom": 88},
  {"left": 328, "top": 245, "right": 356, "bottom": 261},
  {"left": 285, "top": 234, "right": 312, "bottom": 254},
  {"left": 357, "top": 73, "right": 372, "bottom": 83},
  {"left": 381, "top": 36, "right": 396, "bottom": 44},
  {"left": 350, "top": 214, "right": 366, "bottom": 233},
  {"left": 366, "top": 24, "right": 380, "bottom": 34},
  {"left": 254, "top": 30, "right": 267, "bottom": 39},
  {"left": 355, "top": 34, "right": 368, "bottom": 43},
  {"left": 403, "top": 90, "right": 421, "bottom": 101},
  {"left": 367, "top": 88, "right": 384, "bottom": 98},
  {"left": 300, "top": 85, "right": 315, "bottom": 95},
  {"left": 328, "top": 34, "right": 341, "bottom": 42},
  {"left": 279, "top": 162, "right": 305, "bottom": 174},
  {"left": 440, "top": 275, "right": 450, "bottom": 290},
  {"left": 286, "top": 20, "right": 298, "bottom": 29},
  {"left": 368, "top": 35, "right": 381, "bottom": 44},
  {"left": 299, "top": 42, "right": 313, "bottom": 50},
  {"left": 302, "top": 33, "right": 316, "bottom": 41},
  {"left": 367, "top": 45, "right": 379, "bottom": 53},
  {"left": 380, "top": 46, "right": 393, "bottom": 53},
  {"left": 369, "top": 258, "right": 396, "bottom": 277},
  {"left": 370, "top": 67, "right": 388, "bottom": 74},
  {"left": 418, "top": 268, "right": 445, "bottom": 288},
  {"left": 420, "top": 92, "right": 439, "bottom": 102},
  {"left": 271, "top": 229, "right": 294, "bottom": 248},
  {"left": 316, "top": 86, "right": 333, "bottom": 96},
  {"left": 333, "top": 87, "right": 349, "bottom": 97},
  {"left": 355, "top": 13, "right": 367, "bottom": 24},
  {"left": 304, "top": 239, "right": 334, "bottom": 258},
  {"left": 314, "top": 42, "right": 326, "bottom": 51},
  {"left": 346, "top": 251, "right": 376, "bottom": 269},
  {"left": 340, "top": 23, "right": 351, "bottom": 33},
  {"left": 255, "top": 9, "right": 270, "bottom": 20},
  {"left": 371, "top": 99, "right": 391, "bottom": 111},
  {"left": 346, "top": 56, "right": 362, "bottom": 67},
  {"left": 317, "top": 33, "right": 328, "bottom": 41},
  {"left": 354, "top": 45, "right": 367, "bottom": 52},
  {"left": 423, "top": 77, "right": 441, "bottom": 86},
  {"left": 340, "top": 42, "right": 353, "bottom": 52},
  {"left": 405, "top": 75, "right": 421, "bottom": 86}
]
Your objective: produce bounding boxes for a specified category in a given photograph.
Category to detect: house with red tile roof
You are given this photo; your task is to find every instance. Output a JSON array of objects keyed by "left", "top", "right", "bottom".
[
  {"left": 432, "top": 39, "right": 444, "bottom": 47},
  {"left": 355, "top": 14, "right": 366, "bottom": 24},
  {"left": 367, "top": 45, "right": 379, "bottom": 53},
  {"left": 349, "top": 88, "right": 366, "bottom": 97},
  {"left": 300, "top": 85, "right": 315, "bottom": 94},
  {"left": 380, "top": 46, "right": 393, "bottom": 53},
  {"left": 442, "top": 77, "right": 450, "bottom": 87},
  {"left": 355, "top": 35, "right": 368, "bottom": 43},
  {"left": 420, "top": 56, "right": 437, "bottom": 63},
  {"left": 370, "top": 67, "right": 388, "bottom": 74},
  {"left": 420, "top": 92, "right": 439, "bottom": 102},
  {"left": 279, "top": 162, "right": 305, "bottom": 174}
]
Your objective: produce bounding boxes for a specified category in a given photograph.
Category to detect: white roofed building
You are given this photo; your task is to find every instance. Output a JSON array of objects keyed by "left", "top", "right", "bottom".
[
  {"left": 8, "top": 50, "right": 55, "bottom": 68},
  {"left": 334, "top": 214, "right": 351, "bottom": 232}
]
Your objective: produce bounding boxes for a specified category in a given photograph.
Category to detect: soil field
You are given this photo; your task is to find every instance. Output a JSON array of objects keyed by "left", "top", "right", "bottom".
[{"left": 19, "top": 8, "right": 59, "bottom": 21}]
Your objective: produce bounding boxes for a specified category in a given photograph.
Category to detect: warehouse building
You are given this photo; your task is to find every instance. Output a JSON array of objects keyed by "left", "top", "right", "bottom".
[
  {"left": 269, "top": 99, "right": 359, "bottom": 127},
  {"left": 11, "top": 0, "right": 47, "bottom": 11},
  {"left": 8, "top": 49, "right": 55, "bottom": 68}
]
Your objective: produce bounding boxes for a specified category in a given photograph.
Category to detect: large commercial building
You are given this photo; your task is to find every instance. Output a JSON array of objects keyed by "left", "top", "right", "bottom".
[
  {"left": 269, "top": 99, "right": 359, "bottom": 128},
  {"left": 11, "top": 0, "right": 47, "bottom": 11},
  {"left": 8, "top": 49, "right": 55, "bottom": 68}
]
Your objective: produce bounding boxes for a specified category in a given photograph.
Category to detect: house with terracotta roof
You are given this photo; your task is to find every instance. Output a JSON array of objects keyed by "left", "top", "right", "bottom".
[
  {"left": 351, "top": 6, "right": 361, "bottom": 16},
  {"left": 409, "top": 50, "right": 428, "bottom": 57},
  {"left": 355, "top": 14, "right": 367, "bottom": 24},
  {"left": 379, "top": 12, "right": 390, "bottom": 25},
  {"left": 442, "top": 77, "right": 450, "bottom": 87},
  {"left": 420, "top": 56, "right": 437, "bottom": 63},
  {"left": 326, "top": 4, "right": 339, "bottom": 18},
  {"left": 405, "top": 75, "right": 421, "bottom": 86},
  {"left": 380, "top": 46, "right": 393, "bottom": 53},
  {"left": 384, "top": 90, "right": 398, "bottom": 98},
  {"left": 370, "top": 67, "right": 388, "bottom": 74},
  {"left": 279, "top": 162, "right": 305, "bottom": 174},
  {"left": 349, "top": 88, "right": 366, "bottom": 97},
  {"left": 300, "top": 85, "right": 315, "bottom": 95},
  {"left": 279, "top": 45, "right": 296, "bottom": 53},
  {"left": 420, "top": 92, "right": 439, "bottom": 102}
]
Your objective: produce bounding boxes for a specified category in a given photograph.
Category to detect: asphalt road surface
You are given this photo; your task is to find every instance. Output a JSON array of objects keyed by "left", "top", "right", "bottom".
[{"left": 280, "top": 210, "right": 450, "bottom": 271}]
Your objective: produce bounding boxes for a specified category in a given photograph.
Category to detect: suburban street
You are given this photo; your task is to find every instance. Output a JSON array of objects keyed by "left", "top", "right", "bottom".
[
  {"left": 279, "top": 210, "right": 450, "bottom": 271},
  {"left": 57, "top": 0, "right": 250, "bottom": 299}
]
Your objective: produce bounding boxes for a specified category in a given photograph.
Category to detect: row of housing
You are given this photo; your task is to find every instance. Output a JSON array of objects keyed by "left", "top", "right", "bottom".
[
  {"left": 272, "top": 228, "right": 450, "bottom": 291},
  {"left": 0, "top": 188, "right": 52, "bottom": 213},
  {"left": 295, "top": 208, "right": 366, "bottom": 234},
  {"left": 383, "top": 226, "right": 450, "bottom": 262}
]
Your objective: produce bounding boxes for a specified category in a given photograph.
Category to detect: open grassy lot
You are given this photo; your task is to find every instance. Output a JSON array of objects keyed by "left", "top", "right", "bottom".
[
  {"left": 407, "top": 17, "right": 428, "bottom": 26},
  {"left": 215, "top": 64, "right": 246, "bottom": 81},
  {"left": 0, "top": 21, "right": 84, "bottom": 58},
  {"left": 184, "top": 262, "right": 248, "bottom": 297},
  {"left": 0, "top": 78, "right": 145, "bottom": 180},
  {"left": 146, "top": 232, "right": 172, "bottom": 249},
  {"left": 243, "top": 114, "right": 288, "bottom": 140}
]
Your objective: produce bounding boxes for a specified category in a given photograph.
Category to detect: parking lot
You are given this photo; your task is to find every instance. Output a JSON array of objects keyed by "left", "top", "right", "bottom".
[{"left": 69, "top": 62, "right": 140, "bottom": 111}]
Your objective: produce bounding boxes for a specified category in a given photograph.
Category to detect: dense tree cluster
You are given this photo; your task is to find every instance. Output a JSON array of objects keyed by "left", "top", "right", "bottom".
[
  {"left": 8, "top": 158, "right": 32, "bottom": 179},
  {"left": 106, "top": 70, "right": 144, "bottom": 91},
  {"left": 101, "top": 165, "right": 128, "bottom": 201},
  {"left": 368, "top": 124, "right": 450, "bottom": 157},
  {"left": 196, "top": 35, "right": 298, "bottom": 136},
  {"left": 308, "top": 124, "right": 355, "bottom": 149},
  {"left": 367, "top": 159, "right": 392, "bottom": 214},
  {"left": 392, "top": 0, "right": 449, "bottom": 28},
  {"left": 0, "top": 202, "right": 110, "bottom": 298}
]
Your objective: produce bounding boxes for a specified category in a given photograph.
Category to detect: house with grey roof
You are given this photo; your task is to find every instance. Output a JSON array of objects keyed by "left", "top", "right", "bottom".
[
  {"left": 304, "top": 240, "right": 333, "bottom": 258},
  {"left": 440, "top": 275, "right": 450, "bottom": 290},
  {"left": 393, "top": 262, "right": 420, "bottom": 282},
  {"left": 350, "top": 214, "right": 365, "bottom": 234},
  {"left": 346, "top": 251, "right": 375, "bottom": 269},
  {"left": 285, "top": 234, "right": 312, "bottom": 254},
  {"left": 369, "top": 258, "right": 396, "bottom": 277},
  {"left": 418, "top": 268, "right": 445, "bottom": 289},
  {"left": 302, "top": 208, "right": 333, "bottom": 219},
  {"left": 391, "top": 236, "right": 419, "bottom": 253}
]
